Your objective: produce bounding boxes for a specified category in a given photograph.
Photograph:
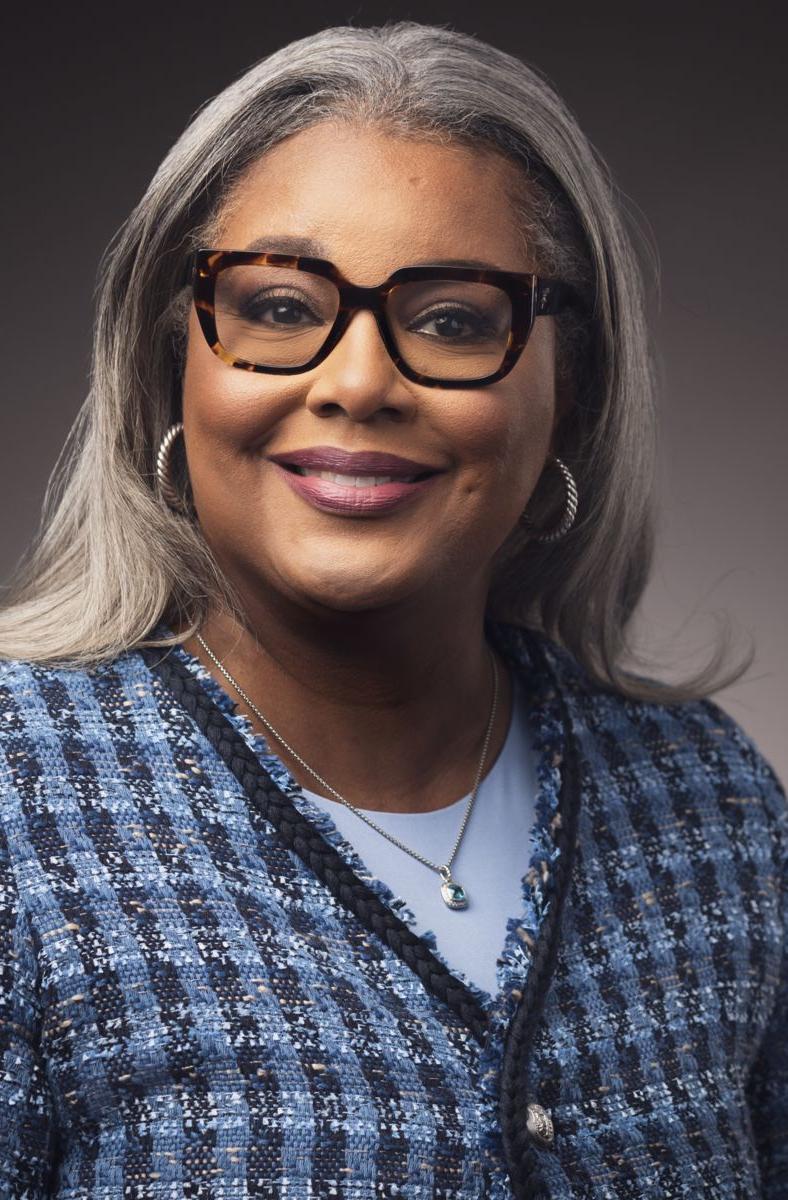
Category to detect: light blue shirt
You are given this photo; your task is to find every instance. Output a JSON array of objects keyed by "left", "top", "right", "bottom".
[{"left": 299, "top": 671, "right": 538, "bottom": 998}]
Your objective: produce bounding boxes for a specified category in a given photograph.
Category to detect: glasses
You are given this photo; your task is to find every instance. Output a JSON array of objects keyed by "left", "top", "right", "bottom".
[{"left": 190, "top": 248, "right": 582, "bottom": 388}]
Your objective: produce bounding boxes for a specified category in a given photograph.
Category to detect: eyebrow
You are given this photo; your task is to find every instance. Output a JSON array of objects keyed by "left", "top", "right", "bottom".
[
  {"left": 243, "top": 235, "right": 327, "bottom": 256},
  {"left": 241, "top": 234, "right": 503, "bottom": 270}
]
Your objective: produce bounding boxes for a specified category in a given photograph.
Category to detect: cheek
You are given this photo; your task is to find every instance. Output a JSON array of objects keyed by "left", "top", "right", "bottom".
[
  {"left": 453, "top": 328, "right": 557, "bottom": 497},
  {"left": 181, "top": 316, "right": 298, "bottom": 473}
]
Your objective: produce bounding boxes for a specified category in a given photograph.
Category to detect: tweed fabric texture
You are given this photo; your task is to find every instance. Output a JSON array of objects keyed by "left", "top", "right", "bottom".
[{"left": 0, "top": 619, "right": 785, "bottom": 1199}]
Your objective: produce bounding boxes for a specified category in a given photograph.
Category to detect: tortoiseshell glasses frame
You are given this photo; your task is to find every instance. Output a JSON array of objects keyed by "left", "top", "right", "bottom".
[{"left": 189, "top": 248, "right": 582, "bottom": 389}]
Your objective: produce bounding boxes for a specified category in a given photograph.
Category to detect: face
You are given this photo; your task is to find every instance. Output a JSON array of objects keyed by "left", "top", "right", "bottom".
[{"left": 181, "top": 122, "right": 565, "bottom": 620}]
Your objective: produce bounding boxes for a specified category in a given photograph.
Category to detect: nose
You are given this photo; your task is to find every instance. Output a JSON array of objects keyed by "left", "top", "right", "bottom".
[{"left": 304, "top": 309, "right": 417, "bottom": 422}]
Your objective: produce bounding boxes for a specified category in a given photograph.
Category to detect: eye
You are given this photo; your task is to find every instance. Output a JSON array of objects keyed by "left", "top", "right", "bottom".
[
  {"left": 240, "top": 288, "right": 323, "bottom": 327},
  {"left": 407, "top": 304, "right": 496, "bottom": 342}
]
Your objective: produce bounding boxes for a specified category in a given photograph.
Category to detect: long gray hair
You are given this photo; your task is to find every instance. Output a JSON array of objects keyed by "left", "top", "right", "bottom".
[{"left": 0, "top": 20, "right": 750, "bottom": 700}]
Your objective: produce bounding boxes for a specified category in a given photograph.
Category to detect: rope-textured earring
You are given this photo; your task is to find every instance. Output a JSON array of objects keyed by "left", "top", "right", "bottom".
[
  {"left": 520, "top": 454, "right": 578, "bottom": 543},
  {"left": 156, "top": 422, "right": 190, "bottom": 515}
]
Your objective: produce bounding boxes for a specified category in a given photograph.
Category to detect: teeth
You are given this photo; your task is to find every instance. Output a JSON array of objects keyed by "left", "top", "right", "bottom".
[{"left": 292, "top": 467, "right": 417, "bottom": 486}]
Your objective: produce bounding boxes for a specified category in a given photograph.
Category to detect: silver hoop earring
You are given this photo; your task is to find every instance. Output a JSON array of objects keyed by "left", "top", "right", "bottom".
[
  {"left": 156, "top": 422, "right": 190, "bottom": 514},
  {"left": 520, "top": 454, "right": 578, "bottom": 543}
]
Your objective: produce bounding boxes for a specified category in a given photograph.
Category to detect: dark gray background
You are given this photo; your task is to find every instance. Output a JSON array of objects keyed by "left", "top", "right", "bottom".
[{"left": 3, "top": 2, "right": 786, "bottom": 780}]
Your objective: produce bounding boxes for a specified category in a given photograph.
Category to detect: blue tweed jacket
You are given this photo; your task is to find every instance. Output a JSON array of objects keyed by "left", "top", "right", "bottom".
[{"left": 0, "top": 619, "right": 784, "bottom": 1199}]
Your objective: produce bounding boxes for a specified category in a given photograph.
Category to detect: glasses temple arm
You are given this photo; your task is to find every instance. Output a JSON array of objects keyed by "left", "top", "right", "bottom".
[
  {"left": 535, "top": 279, "right": 584, "bottom": 315},
  {"left": 180, "top": 250, "right": 198, "bottom": 289}
]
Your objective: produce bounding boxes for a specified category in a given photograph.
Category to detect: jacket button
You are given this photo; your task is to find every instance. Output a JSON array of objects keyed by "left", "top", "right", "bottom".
[{"left": 525, "top": 1103, "right": 554, "bottom": 1147}]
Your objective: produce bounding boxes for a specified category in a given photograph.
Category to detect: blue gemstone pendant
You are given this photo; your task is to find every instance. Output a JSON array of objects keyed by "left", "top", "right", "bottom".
[{"left": 440, "top": 870, "right": 469, "bottom": 910}]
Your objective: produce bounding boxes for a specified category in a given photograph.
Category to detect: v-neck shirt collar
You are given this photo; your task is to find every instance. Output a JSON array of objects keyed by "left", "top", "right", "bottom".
[{"left": 296, "top": 670, "right": 539, "bottom": 998}]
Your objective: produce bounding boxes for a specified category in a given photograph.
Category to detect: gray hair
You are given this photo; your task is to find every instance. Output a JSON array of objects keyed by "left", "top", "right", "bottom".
[{"left": 0, "top": 20, "right": 750, "bottom": 700}]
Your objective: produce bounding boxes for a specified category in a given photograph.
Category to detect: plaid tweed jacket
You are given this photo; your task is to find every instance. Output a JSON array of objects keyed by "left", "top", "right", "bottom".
[{"left": 0, "top": 619, "right": 785, "bottom": 1198}]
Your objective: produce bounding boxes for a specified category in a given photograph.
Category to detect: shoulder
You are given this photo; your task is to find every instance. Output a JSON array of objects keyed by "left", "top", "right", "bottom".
[
  {"left": 496, "top": 621, "right": 786, "bottom": 848},
  {"left": 0, "top": 653, "right": 116, "bottom": 724},
  {"left": 0, "top": 649, "right": 150, "bottom": 813},
  {"left": 0, "top": 647, "right": 145, "bottom": 706}
]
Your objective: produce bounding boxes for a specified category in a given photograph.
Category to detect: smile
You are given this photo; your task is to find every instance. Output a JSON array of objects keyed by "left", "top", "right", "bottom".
[
  {"left": 271, "top": 461, "right": 441, "bottom": 515},
  {"left": 287, "top": 466, "right": 425, "bottom": 486}
]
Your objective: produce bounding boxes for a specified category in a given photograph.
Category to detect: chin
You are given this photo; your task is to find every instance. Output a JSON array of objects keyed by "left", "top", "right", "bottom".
[
  {"left": 296, "top": 579, "right": 408, "bottom": 614},
  {"left": 275, "top": 558, "right": 420, "bottom": 615}
]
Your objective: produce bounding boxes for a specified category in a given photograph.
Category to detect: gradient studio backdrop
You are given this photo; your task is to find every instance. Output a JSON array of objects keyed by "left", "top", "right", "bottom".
[{"left": 3, "top": 3, "right": 786, "bottom": 782}]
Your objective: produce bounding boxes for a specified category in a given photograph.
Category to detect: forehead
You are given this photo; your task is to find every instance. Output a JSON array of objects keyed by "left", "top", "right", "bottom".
[{"left": 212, "top": 122, "right": 534, "bottom": 281}]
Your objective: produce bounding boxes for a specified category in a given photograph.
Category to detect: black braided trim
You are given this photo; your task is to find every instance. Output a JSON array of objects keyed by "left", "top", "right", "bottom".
[
  {"left": 139, "top": 643, "right": 490, "bottom": 1045},
  {"left": 498, "top": 635, "right": 584, "bottom": 1200}
]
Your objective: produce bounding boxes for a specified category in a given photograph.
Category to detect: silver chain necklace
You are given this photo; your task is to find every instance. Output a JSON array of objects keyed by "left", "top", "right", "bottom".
[{"left": 195, "top": 631, "right": 499, "bottom": 910}]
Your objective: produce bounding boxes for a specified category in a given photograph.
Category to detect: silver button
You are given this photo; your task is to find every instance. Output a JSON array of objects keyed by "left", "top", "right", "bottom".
[{"left": 525, "top": 1103, "right": 554, "bottom": 1147}]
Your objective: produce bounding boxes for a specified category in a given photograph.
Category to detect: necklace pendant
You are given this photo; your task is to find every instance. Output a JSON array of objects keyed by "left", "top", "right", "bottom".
[{"left": 440, "top": 871, "right": 469, "bottom": 910}]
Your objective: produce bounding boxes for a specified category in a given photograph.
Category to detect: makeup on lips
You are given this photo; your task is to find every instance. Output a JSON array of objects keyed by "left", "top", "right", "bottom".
[{"left": 267, "top": 446, "right": 445, "bottom": 515}]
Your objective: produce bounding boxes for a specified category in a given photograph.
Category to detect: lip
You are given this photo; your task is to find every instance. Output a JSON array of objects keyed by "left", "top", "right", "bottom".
[
  {"left": 270, "top": 461, "right": 442, "bottom": 516},
  {"left": 267, "top": 445, "right": 443, "bottom": 477}
]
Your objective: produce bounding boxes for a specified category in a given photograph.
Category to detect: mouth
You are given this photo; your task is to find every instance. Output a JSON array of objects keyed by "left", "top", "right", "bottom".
[
  {"left": 267, "top": 444, "right": 444, "bottom": 480},
  {"left": 270, "top": 460, "right": 443, "bottom": 516},
  {"left": 278, "top": 464, "right": 437, "bottom": 486}
]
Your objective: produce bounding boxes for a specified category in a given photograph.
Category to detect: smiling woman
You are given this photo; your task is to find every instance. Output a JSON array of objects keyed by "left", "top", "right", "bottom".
[{"left": 0, "top": 18, "right": 785, "bottom": 1200}]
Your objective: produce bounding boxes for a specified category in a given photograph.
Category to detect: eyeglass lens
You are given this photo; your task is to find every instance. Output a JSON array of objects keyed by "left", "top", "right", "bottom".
[{"left": 213, "top": 263, "right": 514, "bottom": 380}]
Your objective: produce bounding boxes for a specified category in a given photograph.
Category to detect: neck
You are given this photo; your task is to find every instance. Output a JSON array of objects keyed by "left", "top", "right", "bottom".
[{"left": 173, "top": 584, "right": 514, "bottom": 814}]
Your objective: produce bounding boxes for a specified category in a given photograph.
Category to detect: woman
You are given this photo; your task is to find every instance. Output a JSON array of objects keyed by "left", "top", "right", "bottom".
[{"left": 0, "top": 20, "right": 784, "bottom": 1200}]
